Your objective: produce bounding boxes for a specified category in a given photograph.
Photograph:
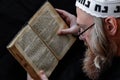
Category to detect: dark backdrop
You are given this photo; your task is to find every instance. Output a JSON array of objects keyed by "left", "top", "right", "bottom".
[{"left": 0, "top": 0, "right": 89, "bottom": 80}]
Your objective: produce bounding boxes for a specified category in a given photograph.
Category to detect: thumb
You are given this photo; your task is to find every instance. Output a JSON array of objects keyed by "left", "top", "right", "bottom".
[
  {"left": 39, "top": 70, "right": 48, "bottom": 80},
  {"left": 58, "top": 28, "right": 73, "bottom": 35},
  {"left": 58, "top": 25, "right": 79, "bottom": 35}
]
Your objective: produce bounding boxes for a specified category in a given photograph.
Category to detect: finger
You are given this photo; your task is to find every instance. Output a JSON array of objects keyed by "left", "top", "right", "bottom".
[
  {"left": 27, "top": 73, "right": 33, "bottom": 80},
  {"left": 56, "top": 9, "right": 66, "bottom": 15},
  {"left": 39, "top": 70, "right": 48, "bottom": 80},
  {"left": 56, "top": 8, "right": 70, "bottom": 18},
  {"left": 58, "top": 28, "right": 73, "bottom": 35},
  {"left": 58, "top": 25, "right": 79, "bottom": 35}
]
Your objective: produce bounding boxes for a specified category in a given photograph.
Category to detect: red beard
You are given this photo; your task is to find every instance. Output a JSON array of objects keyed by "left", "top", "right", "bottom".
[{"left": 82, "top": 49, "right": 101, "bottom": 80}]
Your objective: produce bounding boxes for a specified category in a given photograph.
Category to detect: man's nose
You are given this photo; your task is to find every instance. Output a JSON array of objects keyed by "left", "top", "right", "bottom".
[{"left": 79, "top": 35, "right": 86, "bottom": 41}]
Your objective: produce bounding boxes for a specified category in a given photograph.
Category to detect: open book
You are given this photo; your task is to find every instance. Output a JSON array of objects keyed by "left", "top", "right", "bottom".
[{"left": 7, "top": 1, "right": 76, "bottom": 80}]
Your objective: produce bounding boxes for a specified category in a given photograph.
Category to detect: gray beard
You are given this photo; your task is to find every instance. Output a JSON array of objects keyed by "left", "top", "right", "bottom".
[
  {"left": 82, "top": 48, "right": 101, "bottom": 80},
  {"left": 82, "top": 41, "right": 115, "bottom": 80}
]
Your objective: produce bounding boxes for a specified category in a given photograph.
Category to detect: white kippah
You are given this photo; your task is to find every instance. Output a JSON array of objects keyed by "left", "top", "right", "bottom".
[{"left": 75, "top": 0, "right": 120, "bottom": 18}]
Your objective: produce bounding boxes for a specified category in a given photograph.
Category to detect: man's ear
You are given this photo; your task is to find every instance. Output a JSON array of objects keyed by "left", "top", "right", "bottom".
[{"left": 105, "top": 17, "right": 118, "bottom": 36}]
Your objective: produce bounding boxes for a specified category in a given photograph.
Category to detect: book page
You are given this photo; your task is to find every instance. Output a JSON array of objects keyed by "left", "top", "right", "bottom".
[
  {"left": 8, "top": 25, "right": 58, "bottom": 77},
  {"left": 7, "top": 1, "right": 76, "bottom": 80},
  {"left": 28, "top": 1, "right": 76, "bottom": 60}
]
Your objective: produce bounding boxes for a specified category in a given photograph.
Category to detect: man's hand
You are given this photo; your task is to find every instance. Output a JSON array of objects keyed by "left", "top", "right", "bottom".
[
  {"left": 56, "top": 9, "right": 79, "bottom": 35},
  {"left": 27, "top": 70, "right": 48, "bottom": 80}
]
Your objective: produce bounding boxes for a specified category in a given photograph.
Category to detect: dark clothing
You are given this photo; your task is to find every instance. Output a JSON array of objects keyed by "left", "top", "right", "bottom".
[
  {"left": 99, "top": 57, "right": 120, "bottom": 80},
  {"left": 0, "top": 0, "right": 45, "bottom": 79}
]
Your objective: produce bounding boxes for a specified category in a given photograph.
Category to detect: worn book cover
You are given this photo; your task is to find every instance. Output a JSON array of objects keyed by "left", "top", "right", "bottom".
[{"left": 7, "top": 1, "right": 76, "bottom": 80}]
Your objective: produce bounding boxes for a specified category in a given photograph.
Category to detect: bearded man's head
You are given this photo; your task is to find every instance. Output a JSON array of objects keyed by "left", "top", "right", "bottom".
[{"left": 82, "top": 17, "right": 117, "bottom": 80}]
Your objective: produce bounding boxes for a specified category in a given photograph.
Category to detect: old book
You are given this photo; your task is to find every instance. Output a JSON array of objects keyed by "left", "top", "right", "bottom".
[{"left": 7, "top": 1, "right": 76, "bottom": 80}]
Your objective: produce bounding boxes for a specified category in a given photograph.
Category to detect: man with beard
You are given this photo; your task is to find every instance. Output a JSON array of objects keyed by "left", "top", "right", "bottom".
[{"left": 29, "top": 0, "right": 120, "bottom": 80}]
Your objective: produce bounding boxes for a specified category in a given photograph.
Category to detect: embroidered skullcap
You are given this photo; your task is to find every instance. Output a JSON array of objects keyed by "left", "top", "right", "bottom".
[{"left": 75, "top": 0, "right": 120, "bottom": 18}]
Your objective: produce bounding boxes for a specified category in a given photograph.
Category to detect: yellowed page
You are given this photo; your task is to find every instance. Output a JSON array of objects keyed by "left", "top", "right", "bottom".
[
  {"left": 7, "top": 2, "right": 76, "bottom": 80},
  {"left": 7, "top": 25, "right": 58, "bottom": 79},
  {"left": 28, "top": 1, "right": 76, "bottom": 60}
]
